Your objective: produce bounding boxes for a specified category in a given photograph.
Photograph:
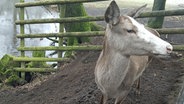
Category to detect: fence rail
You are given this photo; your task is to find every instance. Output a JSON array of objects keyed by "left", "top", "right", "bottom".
[
  {"left": 14, "top": 68, "right": 58, "bottom": 72},
  {"left": 15, "top": 16, "right": 104, "bottom": 25},
  {"left": 173, "top": 45, "right": 184, "bottom": 51},
  {"left": 16, "top": 31, "right": 104, "bottom": 38},
  {"left": 16, "top": 28, "right": 184, "bottom": 39},
  {"left": 16, "top": 45, "right": 184, "bottom": 51},
  {"left": 17, "top": 45, "right": 103, "bottom": 51},
  {"left": 15, "top": 0, "right": 108, "bottom": 7},
  {"left": 138, "top": 9, "right": 184, "bottom": 18},
  {"left": 156, "top": 28, "right": 184, "bottom": 34},
  {"left": 13, "top": 57, "right": 70, "bottom": 62},
  {"left": 15, "top": 9, "right": 184, "bottom": 25}
]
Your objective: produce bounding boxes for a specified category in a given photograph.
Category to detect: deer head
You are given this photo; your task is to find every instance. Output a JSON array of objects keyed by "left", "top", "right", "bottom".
[{"left": 104, "top": 1, "right": 173, "bottom": 56}]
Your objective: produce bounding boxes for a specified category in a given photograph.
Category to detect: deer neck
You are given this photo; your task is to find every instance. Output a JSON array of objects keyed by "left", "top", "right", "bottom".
[{"left": 101, "top": 40, "right": 131, "bottom": 74}]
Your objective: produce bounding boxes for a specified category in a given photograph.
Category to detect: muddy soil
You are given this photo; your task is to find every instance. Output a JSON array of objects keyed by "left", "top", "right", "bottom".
[{"left": 0, "top": 50, "right": 184, "bottom": 104}]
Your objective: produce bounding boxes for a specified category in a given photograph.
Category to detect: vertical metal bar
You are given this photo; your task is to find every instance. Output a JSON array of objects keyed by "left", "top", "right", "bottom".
[
  {"left": 58, "top": 4, "right": 66, "bottom": 67},
  {"left": 20, "top": 0, "right": 25, "bottom": 79}
]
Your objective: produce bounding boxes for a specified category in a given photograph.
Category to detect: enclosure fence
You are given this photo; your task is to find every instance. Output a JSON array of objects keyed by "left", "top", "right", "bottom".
[{"left": 14, "top": 0, "right": 184, "bottom": 73}]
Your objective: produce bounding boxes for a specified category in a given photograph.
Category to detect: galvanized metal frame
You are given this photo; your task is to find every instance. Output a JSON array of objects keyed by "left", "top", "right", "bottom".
[{"left": 15, "top": 0, "right": 184, "bottom": 72}]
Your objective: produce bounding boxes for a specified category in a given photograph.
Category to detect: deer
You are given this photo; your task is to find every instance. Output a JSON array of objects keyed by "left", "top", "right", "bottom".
[{"left": 94, "top": 1, "right": 173, "bottom": 104}]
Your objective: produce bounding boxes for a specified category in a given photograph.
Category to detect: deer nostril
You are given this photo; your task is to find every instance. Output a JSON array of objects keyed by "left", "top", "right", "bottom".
[
  {"left": 166, "top": 45, "right": 173, "bottom": 53},
  {"left": 167, "top": 47, "right": 172, "bottom": 51}
]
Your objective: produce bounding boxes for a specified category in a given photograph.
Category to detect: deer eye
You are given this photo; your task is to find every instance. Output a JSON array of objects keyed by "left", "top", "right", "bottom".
[{"left": 127, "top": 29, "right": 135, "bottom": 33}]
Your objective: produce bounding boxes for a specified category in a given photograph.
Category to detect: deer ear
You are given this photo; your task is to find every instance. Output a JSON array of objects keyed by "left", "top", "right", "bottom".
[
  {"left": 145, "top": 27, "right": 160, "bottom": 37},
  {"left": 128, "top": 4, "right": 147, "bottom": 18},
  {"left": 105, "top": 1, "right": 120, "bottom": 25}
]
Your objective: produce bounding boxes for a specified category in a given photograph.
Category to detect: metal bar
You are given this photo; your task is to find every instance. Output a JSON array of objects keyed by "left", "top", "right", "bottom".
[
  {"left": 16, "top": 31, "right": 105, "bottom": 38},
  {"left": 14, "top": 68, "right": 58, "bottom": 72},
  {"left": 173, "top": 45, "right": 184, "bottom": 51},
  {"left": 138, "top": 9, "right": 184, "bottom": 18},
  {"left": 19, "top": 0, "right": 25, "bottom": 78},
  {"left": 16, "top": 27, "right": 184, "bottom": 39},
  {"left": 58, "top": 4, "right": 66, "bottom": 61},
  {"left": 15, "top": 9, "right": 184, "bottom": 25},
  {"left": 15, "top": 16, "right": 104, "bottom": 24},
  {"left": 156, "top": 28, "right": 184, "bottom": 34},
  {"left": 15, "top": 0, "right": 108, "bottom": 8},
  {"left": 13, "top": 57, "right": 70, "bottom": 62},
  {"left": 17, "top": 45, "right": 103, "bottom": 51},
  {"left": 17, "top": 45, "right": 184, "bottom": 51}
]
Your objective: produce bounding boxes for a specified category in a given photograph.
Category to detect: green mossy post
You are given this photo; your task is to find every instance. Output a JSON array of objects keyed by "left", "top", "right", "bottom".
[
  {"left": 64, "top": 3, "right": 91, "bottom": 57},
  {"left": 147, "top": 0, "right": 166, "bottom": 28},
  {"left": 65, "top": 3, "right": 91, "bottom": 44}
]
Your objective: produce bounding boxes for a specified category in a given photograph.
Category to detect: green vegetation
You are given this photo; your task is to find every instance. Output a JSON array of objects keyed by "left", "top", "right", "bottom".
[
  {"left": 0, "top": 51, "right": 49, "bottom": 87},
  {"left": 0, "top": 55, "right": 25, "bottom": 87}
]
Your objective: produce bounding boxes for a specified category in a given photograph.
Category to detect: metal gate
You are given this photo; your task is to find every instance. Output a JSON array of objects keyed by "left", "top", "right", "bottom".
[{"left": 14, "top": 0, "right": 184, "bottom": 73}]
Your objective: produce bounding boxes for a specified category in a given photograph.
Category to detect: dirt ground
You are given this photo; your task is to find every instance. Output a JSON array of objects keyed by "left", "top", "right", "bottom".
[
  {"left": 0, "top": 49, "right": 184, "bottom": 104},
  {"left": 1, "top": 4, "right": 184, "bottom": 104}
]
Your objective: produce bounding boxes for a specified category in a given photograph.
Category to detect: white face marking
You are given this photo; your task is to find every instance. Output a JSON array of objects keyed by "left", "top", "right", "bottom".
[{"left": 127, "top": 16, "right": 173, "bottom": 55}]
